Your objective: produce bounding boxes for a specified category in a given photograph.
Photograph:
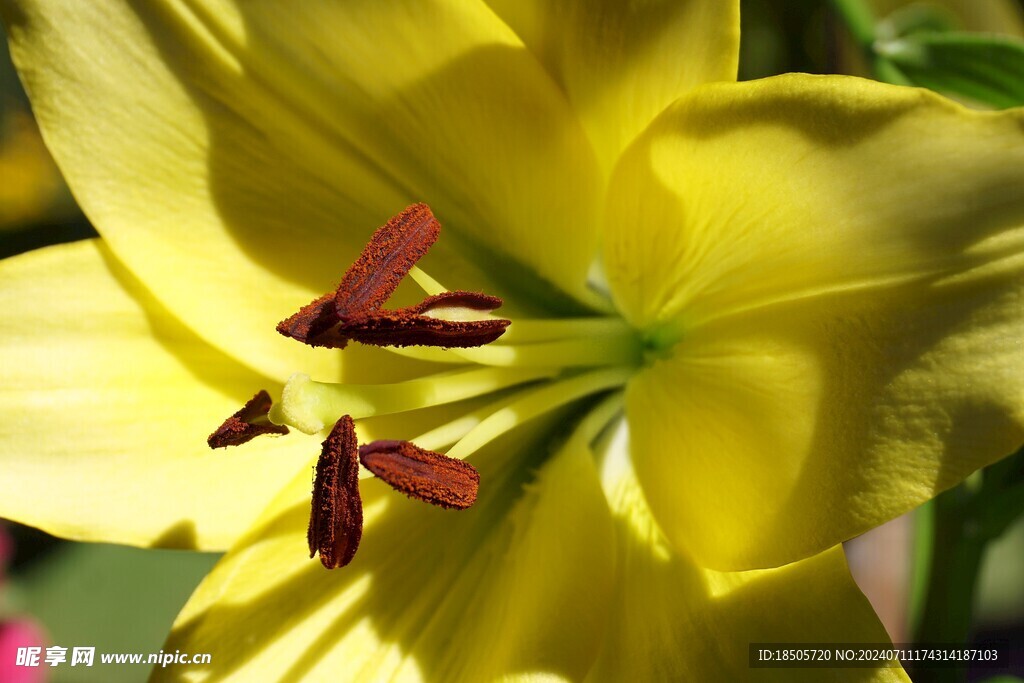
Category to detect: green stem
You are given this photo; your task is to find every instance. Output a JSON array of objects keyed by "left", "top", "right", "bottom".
[
  {"left": 914, "top": 486, "right": 987, "bottom": 683},
  {"left": 873, "top": 56, "right": 914, "bottom": 85},
  {"left": 828, "top": 0, "right": 910, "bottom": 84},
  {"left": 828, "top": 0, "right": 877, "bottom": 49},
  {"left": 913, "top": 445, "right": 1024, "bottom": 683},
  {"left": 913, "top": 446, "right": 1024, "bottom": 679},
  {"left": 909, "top": 499, "right": 935, "bottom": 637}
]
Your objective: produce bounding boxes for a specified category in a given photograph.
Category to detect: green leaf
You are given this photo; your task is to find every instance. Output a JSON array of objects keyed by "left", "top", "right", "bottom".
[
  {"left": 876, "top": 32, "right": 1024, "bottom": 109},
  {"left": 830, "top": 0, "right": 877, "bottom": 48},
  {"left": 5, "top": 543, "right": 218, "bottom": 683},
  {"left": 878, "top": 3, "right": 959, "bottom": 40},
  {"left": 872, "top": 56, "right": 913, "bottom": 86},
  {"left": 972, "top": 446, "right": 1024, "bottom": 540}
]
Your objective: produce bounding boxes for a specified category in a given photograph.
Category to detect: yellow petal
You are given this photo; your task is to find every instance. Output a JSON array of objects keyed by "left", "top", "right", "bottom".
[
  {"left": 606, "top": 75, "right": 1024, "bottom": 568},
  {"left": 604, "top": 74, "right": 1024, "bottom": 329},
  {"left": 159, "top": 410, "right": 615, "bottom": 682},
  {"left": 3, "top": 1, "right": 605, "bottom": 374},
  {"left": 586, "top": 472, "right": 909, "bottom": 682},
  {"left": 634, "top": 265, "right": 1024, "bottom": 570},
  {"left": 0, "top": 241, "right": 312, "bottom": 551},
  {"left": 484, "top": 0, "right": 740, "bottom": 173}
]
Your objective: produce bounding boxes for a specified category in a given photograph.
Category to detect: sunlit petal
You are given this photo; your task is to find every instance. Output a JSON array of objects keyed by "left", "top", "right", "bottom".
[
  {"left": 607, "top": 74, "right": 1024, "bottom": 568},
  {"left": 0, "top": 240, "right": 312, "bottom": 550},
  {"left": 484, "top": 0, "right": 740, "bottom": 174},
  {"left": 158, "top": 411, "right": 615, "bottom": 681},
  {"left": 604, "top": 74, "right": 1024, "bottom": 328},
  {"left": 586, "top": 472, "right": 909, "bottom": 682}
]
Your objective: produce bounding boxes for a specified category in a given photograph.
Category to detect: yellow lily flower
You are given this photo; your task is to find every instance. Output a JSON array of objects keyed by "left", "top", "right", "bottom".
[{"left": 2, "top": 0, "right": 1022, "bottom": 680}]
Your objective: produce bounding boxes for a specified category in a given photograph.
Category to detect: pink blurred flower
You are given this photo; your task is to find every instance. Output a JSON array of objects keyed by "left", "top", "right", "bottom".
[{"left": 0, "top": 618, "right": 47, "bottom": 683}]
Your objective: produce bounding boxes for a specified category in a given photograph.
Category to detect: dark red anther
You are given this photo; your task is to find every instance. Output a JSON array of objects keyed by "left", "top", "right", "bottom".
[
  {"left": 359, "top": 440, "right": 479, "bottom": 509},
  {"left": 277, "top": 204, "right": 440, "bottom": 347},
  {"left": 207, "top": 390, "right": 289, "bottom": 449},
  {"left": 338, "top": 312, "right": 509, "bottom": 348},
  {"left": 275, "top": 290, "right": 343, "bottom": 348},
  {"left": 277, "top": 205, "right": 509, "bottom": 350},
  {"left": 339, "top": 290, "right": 509, "bottom": 348},
  {"left": 334, "top": 203, "right": 440, "bottom": 317},
  {"left": 413, "top": 291, "right": 504, "bottom": 314},
  {"left": 308, "top": 416, "right": 363, "bottom": 569}
]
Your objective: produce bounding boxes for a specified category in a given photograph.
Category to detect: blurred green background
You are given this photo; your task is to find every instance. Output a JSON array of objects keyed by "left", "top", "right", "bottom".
[{"left": 1, "top": 1, "right": 1023, "bottom": 681}]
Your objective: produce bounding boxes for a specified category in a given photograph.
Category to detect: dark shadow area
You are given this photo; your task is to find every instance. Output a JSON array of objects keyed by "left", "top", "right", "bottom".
[
  {"left": 965, "top": 623, "right": 1024, "bottom": 681},
  {"left": 4, "top": 519, "right": 63, "bottom": 575},
  {"left": 0, "top": 218, "right": 97, "bottom": 260},
  {"left": 150, "top": 521, "right": 200, "bottom": 552},
  {"left": 740, "top": 0, "right": 830, "bottom": 80}
]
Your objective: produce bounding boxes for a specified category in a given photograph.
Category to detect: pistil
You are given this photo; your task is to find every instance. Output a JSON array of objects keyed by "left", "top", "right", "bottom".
[{"left": 270, "top": 365, "right": 561, "bottom": 434}]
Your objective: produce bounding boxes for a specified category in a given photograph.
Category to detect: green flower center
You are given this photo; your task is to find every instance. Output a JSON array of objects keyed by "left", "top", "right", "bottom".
[{"left": 642, "top": 318, "right": 685, "bottom": 364}]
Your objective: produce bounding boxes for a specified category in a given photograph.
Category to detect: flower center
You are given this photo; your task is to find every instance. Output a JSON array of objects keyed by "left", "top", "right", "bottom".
[
  {"left": 208, "top": 204, "right": 641, "bottom": 568},
  {"left": 641, "top": 319, "right": 686, "bottom": 364}
]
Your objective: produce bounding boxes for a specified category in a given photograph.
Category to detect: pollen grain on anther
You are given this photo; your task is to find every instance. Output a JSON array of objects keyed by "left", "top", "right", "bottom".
[
  {"left": 414, "top": 290, "right": 504, "bottom": 315},
  {"left": 207, "top": 390, "right": 289, "bottom": 449},
  {"left": 337, "top": 310, "right": 509, "bottom": 348},
  {"left": 308, "top": 415, "right": 363, "bottom": 569},
  {"left": 277, "top": 204, "right": 510, "bottom": 350},
  {"left": 359, "top": 440, "right": 479, "bottom": 509},
  {"left": 277, "top": 203, "right": 439, "bottom": 348},
  {"left": 275, "top": 290, "right": 343, "bottom": 347},
  {"left": 334, "top": 202, "right": 440, "bottom": 317}
]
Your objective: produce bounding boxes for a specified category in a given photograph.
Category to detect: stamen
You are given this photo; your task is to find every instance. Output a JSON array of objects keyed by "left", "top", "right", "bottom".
[
  {"left": 207, "top": 390, "right": 289, "bottom": 449},
  {"left": 277, "top": 203, "right": 440, "bottom": 348},
  {"left": 446, "top": 366, "right": 632, "bottom": 461},
  {"left": 308, "top": 416, "right": 363, "bottom": 569},
  {"left": 334, "top": 203, "right": 440, "bottom": 317},
  {"left": 359, "top": 441, "right": 479, "bottom": 509},
  {"left": 277, "top": 204, "right": 509, "bottom": 350},
  {"left": 274, "top": 290, "right": 344, "bottom": 348},
  {"left": 495, "top": 316, "right": 634, "bottom": 345},
  {"left": 382, "top": 316, "right": 639, "bottom": 367},
  {"left": 411, "top": 392, "right": 523, "bottom": 452},
  {"left": 431, "top": 333, "right": 638, "bottom": 368},
  {"left": 231, "top": 203, "right": 641, "bottom": 569},
  {"left": 336, "top": 291, "right": 509, "bottom": 348},
  {"left": 407, "top": 265, "right": 446, "bottom": 297}
]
